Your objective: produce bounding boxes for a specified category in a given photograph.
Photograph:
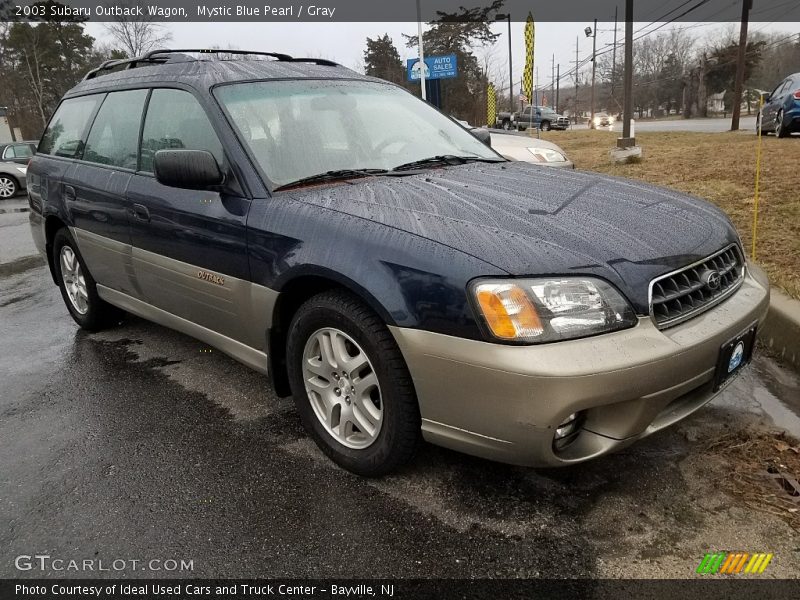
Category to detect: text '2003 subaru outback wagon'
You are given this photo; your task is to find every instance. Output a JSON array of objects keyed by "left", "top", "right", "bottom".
[{"left": 28, "top": 50, "right": 770, "bottom": 475}]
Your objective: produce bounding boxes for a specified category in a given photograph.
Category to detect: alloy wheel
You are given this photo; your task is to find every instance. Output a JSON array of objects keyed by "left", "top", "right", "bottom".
[
  {"left": 301, "top": 327, "right": 383, "bottom": 449},
  {"left": 0, "top": 176, "right": 16, "bottom": 198},
  {"left": 60, "top": 245, "right": 89, "bottom": 315}
]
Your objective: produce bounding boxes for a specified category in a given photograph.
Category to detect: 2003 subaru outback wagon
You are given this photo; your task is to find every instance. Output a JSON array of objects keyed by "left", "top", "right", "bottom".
[{"left": 29, "top": 50, "right": 770, "bottom": 475}]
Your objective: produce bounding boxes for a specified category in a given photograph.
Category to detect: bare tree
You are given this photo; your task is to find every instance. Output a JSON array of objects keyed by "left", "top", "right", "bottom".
[{"left": 103, "top": 4, "right": 172, "bottom": 57}]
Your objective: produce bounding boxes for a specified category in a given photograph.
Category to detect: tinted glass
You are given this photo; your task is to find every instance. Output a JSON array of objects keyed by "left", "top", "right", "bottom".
[
  {"left": 83, "top": 90, "right": 148, "bottom": 169},
  {"left": 140, "top": 89, "right": 223, "bottom": 173},
  {"left": 217, "top": 80, "right": 499, "bottom": 187},
  {"left": 39, "top": 95, "right": 104, "bottom": 158}
]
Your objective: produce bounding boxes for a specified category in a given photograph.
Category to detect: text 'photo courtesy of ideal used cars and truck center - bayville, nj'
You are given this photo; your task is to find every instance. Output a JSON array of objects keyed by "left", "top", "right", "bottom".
[{"left": 2, "top": 0, "right": 800, "bottom": 597}]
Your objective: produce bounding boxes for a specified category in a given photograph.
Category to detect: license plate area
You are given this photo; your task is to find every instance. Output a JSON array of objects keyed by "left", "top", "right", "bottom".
[{"left": 714, "top": 322, "right": 758, "bottom": 391}]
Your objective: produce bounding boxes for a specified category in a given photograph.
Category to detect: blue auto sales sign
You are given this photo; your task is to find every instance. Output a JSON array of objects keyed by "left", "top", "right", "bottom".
[{"left": 407, "top": 54, "right": 458, "bottom": 82}]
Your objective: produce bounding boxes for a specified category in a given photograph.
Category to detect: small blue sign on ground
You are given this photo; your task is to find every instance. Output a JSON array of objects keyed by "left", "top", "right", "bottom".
[{"left": 407, "top": 54, "right": 458, "bottom": 82}]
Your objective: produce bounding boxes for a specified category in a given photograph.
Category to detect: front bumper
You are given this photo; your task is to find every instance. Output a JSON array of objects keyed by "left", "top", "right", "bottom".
[{"left": 390, "top": 265, "right": 770, "bottom": 467}]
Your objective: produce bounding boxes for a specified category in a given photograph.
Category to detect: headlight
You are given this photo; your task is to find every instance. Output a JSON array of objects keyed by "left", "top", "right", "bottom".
[
  {"left": 526, "top": 147, "right": 567, "bottom": 163},
  {"left": 15, "top": 166, "right": 27, "bottom": 174},
  {"left": 471, "top": 277, "right": 637, "bottom": 343},
  {"left": 608, "top": 116, "right": 615, "bottom": 124}
]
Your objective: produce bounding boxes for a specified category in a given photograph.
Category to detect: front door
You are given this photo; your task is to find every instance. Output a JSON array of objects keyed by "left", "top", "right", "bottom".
[{"left": 126, "top": 88, "right": 254, "bottom": 346}]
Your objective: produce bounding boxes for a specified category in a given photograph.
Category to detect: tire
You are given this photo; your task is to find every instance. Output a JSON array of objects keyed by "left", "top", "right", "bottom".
[
  {"left": 0, "top": 175, "right": 18, "bottom": 199},
  {"left": 501, "top": 119, "right": 512, "bottom": 131},
  {"left": 776, "top": 110, "right": 788, "bottom": 138},
  {"left": 52, "top": 228, "right": 124, "bottom": 331},
  {"left": 286, "top": 290, "right": 421, "bottom": 476},
  {"left": 541, "top": 121, "right": 551, "bottom": 131}
]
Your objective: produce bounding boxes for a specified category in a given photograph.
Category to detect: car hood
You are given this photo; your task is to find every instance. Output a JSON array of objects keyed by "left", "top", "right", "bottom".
[{"left": 283, "top": 161, "right": 739, "bottom": 312}]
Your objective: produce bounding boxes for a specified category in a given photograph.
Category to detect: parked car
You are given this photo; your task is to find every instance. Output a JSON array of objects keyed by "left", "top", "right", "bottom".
[
  {"left": 590, "top": 112, "right": 614, "bottom": 129},
  {"left": 29, "top": 49, "right": 769, "bottom": 476},
  {"left": 0, "top": 141, "right": 37, "bottom": 165},
  {"left": 0, "top": 160, "right": 27, "bottom": 198},
  {"left": 489, "top": 132, "right": 574, "bottom": 168},
  {"left": 496, "top": 105, "right": 569, "bottom": 131},
  {"left": 758, "top": 73, "right": 800, "bottom": 137}
]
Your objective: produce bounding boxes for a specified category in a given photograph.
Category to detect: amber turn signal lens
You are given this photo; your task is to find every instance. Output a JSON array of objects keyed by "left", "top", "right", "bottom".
[{"left": 475, "top": 284, "right": 543, "bottom": 340}]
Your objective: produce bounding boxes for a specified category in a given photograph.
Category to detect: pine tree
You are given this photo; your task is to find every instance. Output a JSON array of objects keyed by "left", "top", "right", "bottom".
[{"left": 364, "top": 34, "right": 405, "bottom": 85}]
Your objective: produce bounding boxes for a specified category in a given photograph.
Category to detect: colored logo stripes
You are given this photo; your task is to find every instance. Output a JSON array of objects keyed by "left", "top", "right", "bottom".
[{"left": 697, "top": 552, "right": 773, "bottom": 574}]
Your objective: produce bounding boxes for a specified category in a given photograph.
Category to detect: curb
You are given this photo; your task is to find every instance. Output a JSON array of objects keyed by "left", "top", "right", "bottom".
[{"left": 760, "top": 289, "right": 800, "bottom": 372}]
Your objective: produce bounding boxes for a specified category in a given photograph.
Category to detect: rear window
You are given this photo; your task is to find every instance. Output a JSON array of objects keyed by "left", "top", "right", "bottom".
[{"left": 39, "top": 95, "right": 104, "bottom": 158}]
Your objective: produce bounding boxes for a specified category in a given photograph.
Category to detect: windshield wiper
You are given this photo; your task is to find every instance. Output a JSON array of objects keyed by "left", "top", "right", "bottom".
[
  {"left": 392, "top": 155, "right": 504, "bottom": 172},
  {"left": 274, "top": 168, "right": 389, "bottom": 191}
]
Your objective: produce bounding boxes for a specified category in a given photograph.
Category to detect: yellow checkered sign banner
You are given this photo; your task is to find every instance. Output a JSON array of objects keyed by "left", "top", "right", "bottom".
[
  {"left": 522, "top": 12, "right": 534, "bottom": 106},
  {"left": 697, "top": 552, "right": 773, "bottom": 574},
  {"left": 487, "top": 83, "right": 496, "bottom": 127}
]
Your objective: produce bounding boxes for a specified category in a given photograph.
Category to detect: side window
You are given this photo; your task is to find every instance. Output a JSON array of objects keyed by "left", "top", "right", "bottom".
[
  {"left": 11, "top": 144, "right": 33, "bottom": 159},
  {"left": 83, "top": 89, "right": 148, "bottom": 169},
  {"left": 140, "top": 89, "right": 223, "bottom": 173},
  {"left": 39, "top": 95, "right": 104, "bottom": 158}
]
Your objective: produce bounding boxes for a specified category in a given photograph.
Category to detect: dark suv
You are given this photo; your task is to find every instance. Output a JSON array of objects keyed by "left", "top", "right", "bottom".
[{"left": 28, "top": 50, "right": 769, "bottom": 475}]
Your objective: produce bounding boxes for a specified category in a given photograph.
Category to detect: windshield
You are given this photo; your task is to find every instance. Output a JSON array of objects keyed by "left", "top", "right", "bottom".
[{"left": 216, "top": 79, "right": 500, "bottom": 187}]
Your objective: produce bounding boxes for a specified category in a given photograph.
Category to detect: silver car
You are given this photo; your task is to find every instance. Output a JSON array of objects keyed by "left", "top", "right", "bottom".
[
  {"left": 489, "top": 132, "right": 574, "bottom": 168},
  {"left": 0, "top": 161, "right": 27, "bottom": 198}
]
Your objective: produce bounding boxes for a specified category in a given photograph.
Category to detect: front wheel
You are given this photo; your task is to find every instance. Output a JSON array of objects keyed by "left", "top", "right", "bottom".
[
  {"left": 775, "top": 110, "right": 788, "bottom": 138},
  {"left": 541, "top": 121, "right": 551, "bottom": 131},
  {"left": 52, "top": 228, "right": 124, "bottom": 331},
  {"left": 286, "top": 290, "right": 421, "bottom": 476},
  {"left": 501, "top": 119, "right": 512, "bottom": 131},
  {"left": 0, "top": 175, "right": 18, "bottom": 198}
]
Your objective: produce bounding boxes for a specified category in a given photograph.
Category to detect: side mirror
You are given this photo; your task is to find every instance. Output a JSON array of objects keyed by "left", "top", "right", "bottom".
[
  {"left": 469, "top": 127, "right": 491, "bottom": 147},
  {"left": 760, "top": 92, "right": 771, "bottom": 104},
  {"left": 154, "top": 149, "right": 223, "bottom": 189}
]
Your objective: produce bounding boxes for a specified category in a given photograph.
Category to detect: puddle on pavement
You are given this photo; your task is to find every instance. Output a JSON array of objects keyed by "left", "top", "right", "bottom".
[{"left": 715, "top": 355, "right": 800, "bottom": 438}]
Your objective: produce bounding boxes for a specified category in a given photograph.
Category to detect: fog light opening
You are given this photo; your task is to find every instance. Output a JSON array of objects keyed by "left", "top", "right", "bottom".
[{"left": 553, "top": 411, "right": 585, "bottom": 451}]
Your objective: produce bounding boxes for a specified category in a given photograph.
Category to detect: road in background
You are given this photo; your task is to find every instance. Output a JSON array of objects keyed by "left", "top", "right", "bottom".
[{"left": 503, "top": 116, "right": 761, "bottom": 134}]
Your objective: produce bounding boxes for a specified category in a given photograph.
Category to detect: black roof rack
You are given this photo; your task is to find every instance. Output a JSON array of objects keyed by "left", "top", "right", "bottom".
[{"left": 83, "top": 49, "right": 341, "bottom": 81}]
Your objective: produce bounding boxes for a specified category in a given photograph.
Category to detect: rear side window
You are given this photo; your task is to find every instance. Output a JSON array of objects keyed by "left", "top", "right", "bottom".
[
  {"left": 140, "top": 89, "right": 223, "bottom": 173},
  {"left": 4, "top": 144, "right": 33, "bottom": 159},
  {"left": 83, "top": 90, "right": 148, "bottom": 169},
  {"left": 39, "top": 95, "right": 104, "bottom": 158}
]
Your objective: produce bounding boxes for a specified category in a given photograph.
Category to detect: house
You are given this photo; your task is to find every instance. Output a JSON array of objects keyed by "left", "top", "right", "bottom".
[{"left": 707, "top": 91, "right": 726, "bottom": 113}]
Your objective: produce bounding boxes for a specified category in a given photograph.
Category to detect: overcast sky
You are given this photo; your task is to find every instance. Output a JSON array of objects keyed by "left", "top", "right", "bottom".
[{"left": 85, "top": 20, "right": 798, "bottom": 94}]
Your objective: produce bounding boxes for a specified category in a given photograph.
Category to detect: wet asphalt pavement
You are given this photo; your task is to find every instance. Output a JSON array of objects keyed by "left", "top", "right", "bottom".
[{"left": 2, "top": 264, "right": 800, "bottom": 579}]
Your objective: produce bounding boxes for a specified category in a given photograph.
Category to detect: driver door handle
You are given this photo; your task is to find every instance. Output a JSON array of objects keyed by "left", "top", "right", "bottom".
[{"left": 132, "top": 203, "right": 150, "bottom": 222}]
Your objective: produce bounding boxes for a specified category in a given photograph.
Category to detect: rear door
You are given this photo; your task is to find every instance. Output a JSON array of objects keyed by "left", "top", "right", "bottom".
[
  {"left": 763, "top": 79, "right": 789, "bottom": 127},
  {"left": 126, "top": 87, "right": 255, "bottom": 345},
  {"left": 64, "top": 89, "right": 148, "bottom": 295}
]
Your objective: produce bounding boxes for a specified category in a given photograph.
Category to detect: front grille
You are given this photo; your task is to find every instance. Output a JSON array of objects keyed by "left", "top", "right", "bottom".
[{"left": 649, "top": 245, "right": 744, "bottom": 329}]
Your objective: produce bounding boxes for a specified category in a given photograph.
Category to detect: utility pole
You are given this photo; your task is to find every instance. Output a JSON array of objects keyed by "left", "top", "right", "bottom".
[
  {"left": 590, "top": 17, "right": 598, "bottom": 127},
  {"left": 574, "top": 36, "right": 580, "bottom": 124},
  {"left": 556, "top": 64, "right": 560, "bottom": 112},
  {"left": 619, "top": 0, "right": 635, "bottom": 147},
  {"left": 551, "top": 53, "right": 555, "bottom": 106},
  {"left": 611, "top": 6, "right": 618, "bottom": 106},
  {"left": 731, "top": 0, "right": 753, "bottom": 131}
]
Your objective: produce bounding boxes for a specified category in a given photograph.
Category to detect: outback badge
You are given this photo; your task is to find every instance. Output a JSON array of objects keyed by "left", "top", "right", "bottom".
[{"left": 197, "top": 271, "right": 225, "bottom": 286}]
